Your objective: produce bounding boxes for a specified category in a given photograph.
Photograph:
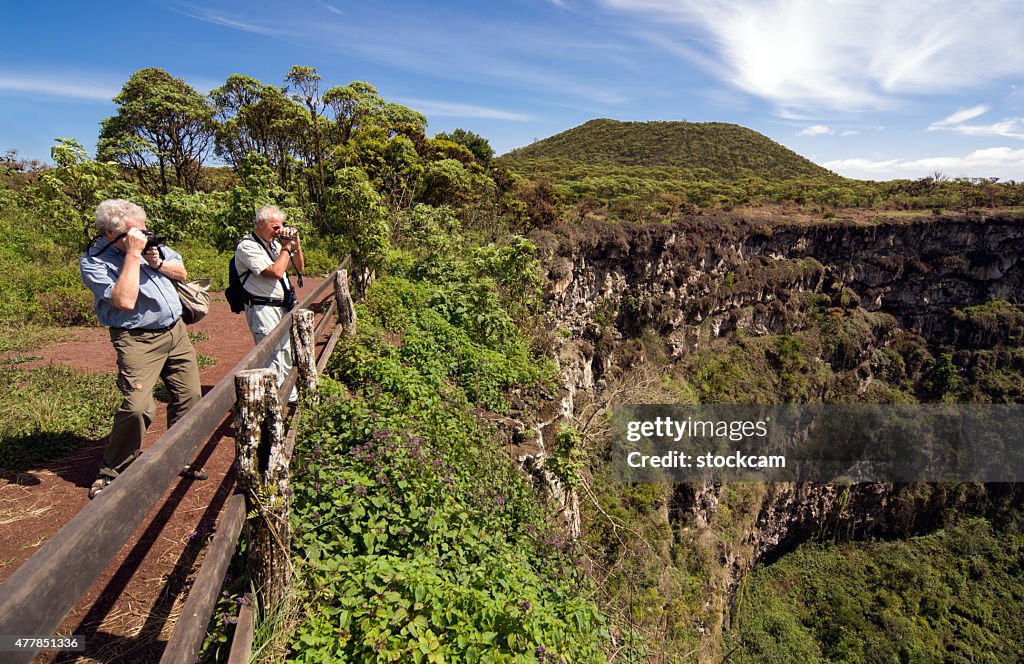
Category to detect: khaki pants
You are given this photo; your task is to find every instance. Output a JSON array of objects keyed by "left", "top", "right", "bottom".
[{"left": 101, "top": 319, "right": 201, "bottom": 478}]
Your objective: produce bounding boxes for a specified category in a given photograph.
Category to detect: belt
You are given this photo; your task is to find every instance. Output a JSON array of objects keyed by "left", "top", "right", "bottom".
[
  {"left": 249, "top": 296, "right": 288, "bottom": 307},
  {"left": 111, "top": 319, "right": 179, "bottom": 334}
]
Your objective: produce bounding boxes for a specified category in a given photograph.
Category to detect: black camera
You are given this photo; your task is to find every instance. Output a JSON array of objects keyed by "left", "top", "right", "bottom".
[{"left": 141, "top": 229, "right": 166, "bottom": 250}]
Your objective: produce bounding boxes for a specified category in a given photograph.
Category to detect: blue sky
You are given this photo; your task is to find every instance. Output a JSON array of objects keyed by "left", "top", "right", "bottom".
[{"left": 4, "top": 0, "right": 1024, "bottom": 181}]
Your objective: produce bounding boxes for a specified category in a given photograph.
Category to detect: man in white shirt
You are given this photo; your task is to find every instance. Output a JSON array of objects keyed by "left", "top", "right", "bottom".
[{"left": 233, "top": 205, "right": 305, "bottom": 399}]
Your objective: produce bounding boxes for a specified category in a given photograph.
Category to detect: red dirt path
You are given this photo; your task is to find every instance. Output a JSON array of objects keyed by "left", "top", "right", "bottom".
[{"left": 0, "top": 279, "right": 325, "bottom": 663}]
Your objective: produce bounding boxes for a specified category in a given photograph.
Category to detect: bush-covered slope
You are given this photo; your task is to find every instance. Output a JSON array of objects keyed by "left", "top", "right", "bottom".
[
  {"left": 499, "top": 119, "right": 833, "bottom": 180},
  {"left": 734, "top": 517, "right": 1024, "bottom": 663},
  {"left": 287, "top": 239, "right": 611, "bottom": 662}
]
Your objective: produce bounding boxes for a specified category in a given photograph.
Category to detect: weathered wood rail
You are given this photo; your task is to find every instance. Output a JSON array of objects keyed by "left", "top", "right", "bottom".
[{"left": 0, "top": 257, "right": 355, "bottom": 664}]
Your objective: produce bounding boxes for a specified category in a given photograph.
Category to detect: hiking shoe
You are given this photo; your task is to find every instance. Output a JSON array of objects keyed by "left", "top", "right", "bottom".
[
  {"left": 180, "top": 465, "right": 209, "bottom": 481},
  {"left": 89, "top": 476, "right": 112, "bottom": 500}
]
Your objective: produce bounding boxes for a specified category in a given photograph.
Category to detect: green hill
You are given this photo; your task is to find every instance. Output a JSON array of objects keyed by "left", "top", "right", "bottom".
[{"left": 499, "top": 118, "right": 833, "bottom": 181}]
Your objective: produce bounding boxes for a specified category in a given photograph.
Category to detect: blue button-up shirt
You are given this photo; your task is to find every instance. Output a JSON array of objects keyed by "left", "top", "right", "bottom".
[{"left": 80, "top": 241, "right": 183, "bottom": 329}]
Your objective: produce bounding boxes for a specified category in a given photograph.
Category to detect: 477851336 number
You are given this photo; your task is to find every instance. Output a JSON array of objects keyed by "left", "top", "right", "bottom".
[{"left": 0, "top": 635, "right": 85, "bottom": 652}]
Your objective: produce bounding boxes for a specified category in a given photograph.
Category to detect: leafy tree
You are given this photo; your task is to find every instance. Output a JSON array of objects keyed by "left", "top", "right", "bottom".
[
  {"left": 285, "top": 66, "right": 329, "bottom": 221},
  {"left": 212, "top": 153, "right": 302, "bottom": 251},
  {"left": 420, "top": 158, "right": 474, "bottom": 207},
  {"left": 323, "top": 81, "right": 388, "bottom": 145},
  {"left": 326, "top": 167, "right": 390, "bottom": 285},
  {"left": 382, "top": 101, "right": 427, "bottom": 134},
  {"left": 338, "top": 127, "right": 424, "bottom": 210},
  {"left": 209, "top": 74, "right": 304, "bottom": 188},
  {"left": 928, "top": 353, "right": 959, "bottom": 400},
  {"left": 429, "top": 138, "right": 478, "bottom": 166},
  {"left": 98, "top": 67, "right": 214, "bottom": 194},
  {"left": 435, "top": 128, "right": 494, "bottom": 166},
  {"left": 35, "top": 138, "right": 133, "bottom": 245},
  {"left": 323, "top": 81, "right": 425, "bottom": 144}
]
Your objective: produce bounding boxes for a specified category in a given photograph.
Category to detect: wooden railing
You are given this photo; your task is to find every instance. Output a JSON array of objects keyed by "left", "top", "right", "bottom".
[{"left": 0, "top": 257, "right": 355, "bottom": 664}]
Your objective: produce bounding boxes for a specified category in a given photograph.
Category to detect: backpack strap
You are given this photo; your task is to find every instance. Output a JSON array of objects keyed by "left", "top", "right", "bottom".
[{"left": 247, "top": 233, "right": 291, "bottom": 294}]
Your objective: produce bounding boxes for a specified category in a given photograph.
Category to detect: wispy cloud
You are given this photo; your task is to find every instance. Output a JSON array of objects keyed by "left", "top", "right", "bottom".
[
  {"left": 316, "top": 0, "right": 344, "bottom": 16},
  {"left": 927, "top": 105, "right": 1024, "bottom": 139},
  {"left": 170, "top": 4, "right": 299, "bottom": 38},
  {"left": 824, "top": 147, "right": 1024, "bottom": 181},
  {"left": 932, "top": 105, "right": 989, "bottom": 127},
  {"left": 798, "top": 125, "right": 833, "bottom": 137},
  {"left": 172, "top": 4, "right": 627, "bottom": 106},
  {"left": 597, "top": 0, "right": 1024, "bottom": 113},
  {"left": 395, "top": 98, "right": 535, "bottom": 122},
  {"left": 0, "top": 73, "right": 117, "bottom": 102}
]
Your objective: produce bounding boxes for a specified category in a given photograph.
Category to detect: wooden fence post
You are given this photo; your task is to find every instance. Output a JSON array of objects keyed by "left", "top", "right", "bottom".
[
  {"left": 291, "top": 308, "right": 318, "bottom": 405},
  {"left": 334, "top": 269, "right": 357, "bottom": 336},
  {"left": 233, "top": 369, "right": 292, "bottom": 610}
]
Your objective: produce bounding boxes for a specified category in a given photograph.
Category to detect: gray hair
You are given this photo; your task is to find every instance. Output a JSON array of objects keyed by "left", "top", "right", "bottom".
[
  {"left": 95, "top": 199, "right": 146, "bottom": 235},
  {"left": 255, "top": 205, "right": 285, "bottom": 228}
]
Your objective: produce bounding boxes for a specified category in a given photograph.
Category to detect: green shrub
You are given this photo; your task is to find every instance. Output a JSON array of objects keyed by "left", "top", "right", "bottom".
[{"left": 289, "top": 250, "right": 608, "bottom": 662}]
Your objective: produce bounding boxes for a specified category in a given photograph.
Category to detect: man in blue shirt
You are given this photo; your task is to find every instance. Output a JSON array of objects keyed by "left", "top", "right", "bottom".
[{"left": 80, "top": 199, "right": 205, "bottom": 499}]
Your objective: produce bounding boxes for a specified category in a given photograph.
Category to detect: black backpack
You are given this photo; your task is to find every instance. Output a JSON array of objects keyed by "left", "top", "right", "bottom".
[{"left": 225, "top": 253, "right": 252, "bottom": 314}]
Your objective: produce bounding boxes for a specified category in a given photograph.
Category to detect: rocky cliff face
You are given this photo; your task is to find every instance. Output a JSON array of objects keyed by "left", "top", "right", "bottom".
[
  {"left": 536, "top": 214, "right": 1024, "bottom": 416},
  {"left": 534, "top": 213, "right": 1024, "bottom": 639}
]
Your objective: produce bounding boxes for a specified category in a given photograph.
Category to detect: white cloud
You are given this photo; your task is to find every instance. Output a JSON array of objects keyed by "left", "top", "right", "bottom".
[
  {"left": 0, "top": 73, "right": 117, "bottom": 102},
  {"left": 798, "top": 124, "right": 833, "bottom": 137},
  {"left": 394, "top": 98, "right": 535, "bottom": 122},
  {"left": 927, "top": 105, "right": 1024, "bottom": 139},
  {"left": 932, "top": 104, "right": 989, "bottom": 127},
  {"left": 597, "top": 0, "right": 1024, "bottom": 113},
  {"left": 173, "top": 4, "right": 627, "bottom": 106},
  {"left": 170, "top": 5, "right": 299, "bottom": 38},
  {"left": 840, "top": 130, "right": 859, "bottom": 136},
  {"left": 823, "top": 147, "right": 1024, "bottom": 181},
  {"left": 316, "top": 0, "right": 344, "bottom": 16}
]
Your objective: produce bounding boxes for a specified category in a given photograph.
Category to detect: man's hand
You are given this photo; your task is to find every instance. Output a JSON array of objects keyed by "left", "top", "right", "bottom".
[
  {"left": 142, "top": 246, "right": 162, "bottom": 269},
  {"left": 280, "top": 236, "right": 298, "bottom": 253},
  {"left": 124, "top": 228, "right": 147, "bottom": 257},
  {"left": 276, "top": 227, "right": 304, "bottom": 274}
]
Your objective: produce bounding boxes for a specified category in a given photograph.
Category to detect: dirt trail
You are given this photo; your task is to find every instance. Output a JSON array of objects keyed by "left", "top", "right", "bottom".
[{"left": 0, "top": 279, "right": 324, "bottom": 663}]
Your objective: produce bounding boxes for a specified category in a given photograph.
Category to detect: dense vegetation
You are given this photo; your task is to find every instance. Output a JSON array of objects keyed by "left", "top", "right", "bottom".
[
  {"left": 497, "top": 120, "right": 1024, "bottom": 217},
  {"left": 503, "top": 119, "right": 832, "bottom": 179},
  {"left": 734, "top": 518, "right": 1024, "bottom": 662},
  {"left": 285, "top": 240, "right": 612, "bottom": 661},
  {"left": 3, "top": 62, "right": 1023, "bottom": 663},
  {"left": 1, "top": 65, "right": 622, "bottom": 662}
]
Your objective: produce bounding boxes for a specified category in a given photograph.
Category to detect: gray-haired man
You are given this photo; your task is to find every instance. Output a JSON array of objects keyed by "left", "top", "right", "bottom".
[
  {"left": 233, "top": 205, "right": 305, "bottom": 399},
  {"left": 80, "top": 199, "right": 206, "bottom": 499}
]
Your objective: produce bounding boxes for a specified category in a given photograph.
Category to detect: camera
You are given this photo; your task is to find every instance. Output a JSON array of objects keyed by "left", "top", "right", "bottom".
[
  {"left": 277, "top": 227, "right": 298, "bottom": 242},
  {"left": 141, "top": 229, "right": 165, "bottom": 250}
]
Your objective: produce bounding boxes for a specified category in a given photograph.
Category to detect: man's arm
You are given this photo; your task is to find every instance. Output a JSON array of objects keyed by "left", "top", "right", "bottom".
[
  {"left": 144, "top": 247, "right": 188, "bottom": 281},
  {"left": 110, "top": 230, "right": 147, "bottom": 310},
  {"left": 258, "top": 237, "right": 300, "bottom": 280}
]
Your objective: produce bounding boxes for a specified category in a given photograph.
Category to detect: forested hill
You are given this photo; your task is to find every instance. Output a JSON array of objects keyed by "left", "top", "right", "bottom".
[{"left": 499, "top": 118, "right": 834, "bottom": 180}]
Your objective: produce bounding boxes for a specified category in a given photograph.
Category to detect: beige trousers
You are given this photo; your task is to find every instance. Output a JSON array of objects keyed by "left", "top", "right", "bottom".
[{"left": 101, "top": 319, "right": 201, "bottom": 478}]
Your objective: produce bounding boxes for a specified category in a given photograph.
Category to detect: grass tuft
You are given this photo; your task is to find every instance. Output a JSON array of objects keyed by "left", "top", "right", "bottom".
[{"left": 0, "top": 365, "right": 119, "bottom": 470}]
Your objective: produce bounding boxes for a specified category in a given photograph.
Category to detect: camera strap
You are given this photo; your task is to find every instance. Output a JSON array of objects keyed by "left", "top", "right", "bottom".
[
  {"left": 86, "top": 234, "right": 118, "bottom": 258},
  {"left": 251, "top": 233, "right": 293, "bottom": 296}
]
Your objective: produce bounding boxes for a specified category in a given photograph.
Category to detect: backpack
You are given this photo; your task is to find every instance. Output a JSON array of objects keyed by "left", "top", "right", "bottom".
[{"left": 225, "top": 253, "right": 252, "bottom": 314}]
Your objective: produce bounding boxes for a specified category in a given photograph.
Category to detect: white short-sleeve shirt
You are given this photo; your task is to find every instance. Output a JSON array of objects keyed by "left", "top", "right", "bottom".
[{"left": 234, "top": 234, "right": 292, "bottom": 300}]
